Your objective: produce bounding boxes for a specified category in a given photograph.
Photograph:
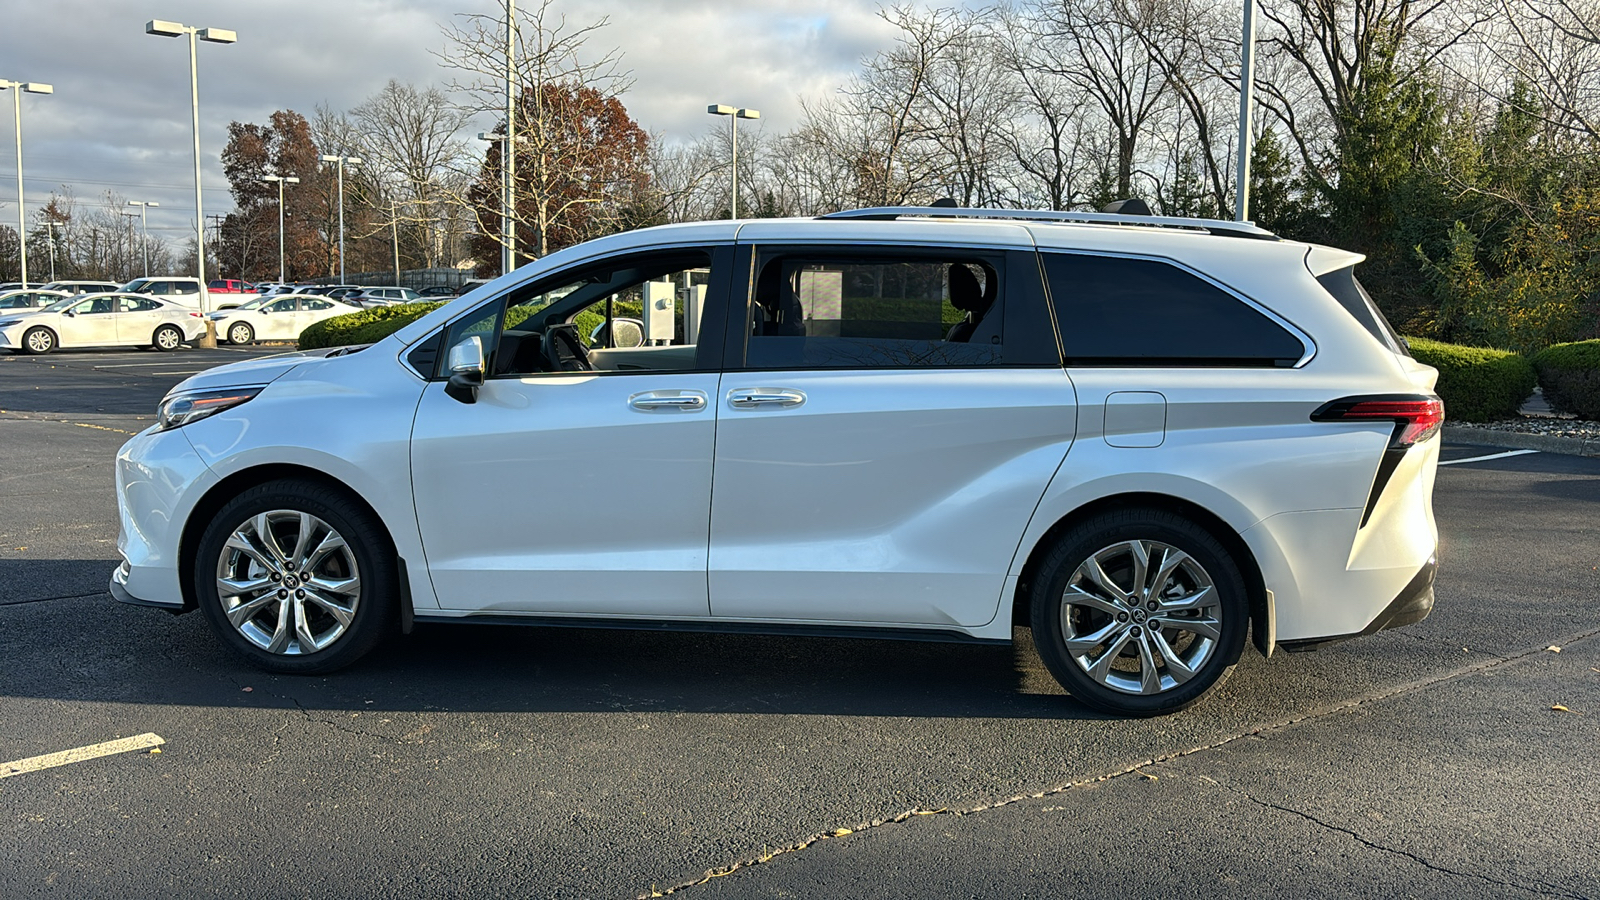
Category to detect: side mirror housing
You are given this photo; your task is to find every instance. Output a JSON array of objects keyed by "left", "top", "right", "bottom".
[{"left": 444, "top": 335, "right": 485, "bottom": 404}]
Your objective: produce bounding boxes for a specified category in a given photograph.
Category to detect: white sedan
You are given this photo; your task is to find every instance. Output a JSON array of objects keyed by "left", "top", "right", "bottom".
[
  {"left": 209, "top": 294, "right": 361, "bottom": 345},
  {"left": 0, "top": 293, "right": 207, "bottom": 354}
]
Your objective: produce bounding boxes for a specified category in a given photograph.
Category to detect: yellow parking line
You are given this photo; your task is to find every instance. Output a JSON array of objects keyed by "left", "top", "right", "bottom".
[{"left": 1, "top": 733, "right": 165, "bottom": 779}]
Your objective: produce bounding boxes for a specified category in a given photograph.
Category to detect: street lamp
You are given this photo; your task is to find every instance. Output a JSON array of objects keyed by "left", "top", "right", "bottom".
[
  {"left": 127, "top": 200, "right": 159, "bottom": 277},
  {"left": 145, "top": 18, "right": 235, "bottom": 329},
  {"left": 319, "top": 154, "right": 363, "bottom": 283},
  {"left": 707, "top": 105, "right": 759, "bottom": 219},
  {"left": 0, "top": 80, "right": 53, "bottom": 288},
  {"left": 261, "top": 175, "right": 300, "bottom": 283}
]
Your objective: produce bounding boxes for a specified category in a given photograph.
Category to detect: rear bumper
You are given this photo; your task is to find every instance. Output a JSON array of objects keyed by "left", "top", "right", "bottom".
[{"left": 1278, "top": 553, "right": 1436, "bottom": 652}]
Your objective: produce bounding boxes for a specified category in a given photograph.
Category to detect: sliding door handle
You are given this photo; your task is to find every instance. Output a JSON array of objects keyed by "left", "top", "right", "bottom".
[
  {"left": 727, "top": 388, "right": 806, "bottom": 409},
  {"left": 629, "top": 390, "right": 707, "bottom": 412}
]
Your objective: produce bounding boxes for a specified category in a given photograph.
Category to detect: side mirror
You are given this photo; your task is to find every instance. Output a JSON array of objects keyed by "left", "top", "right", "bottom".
[
  {"left": 444, "top": 335, "right": 485, "bottom": 404},
  {"left": 64, "top": 310, "right": 76, "bottom": 317}
]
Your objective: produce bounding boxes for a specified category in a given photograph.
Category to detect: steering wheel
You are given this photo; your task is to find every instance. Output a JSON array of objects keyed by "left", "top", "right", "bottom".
[{"left": 541, "top": 324, "right": 594, "bottom": 372}]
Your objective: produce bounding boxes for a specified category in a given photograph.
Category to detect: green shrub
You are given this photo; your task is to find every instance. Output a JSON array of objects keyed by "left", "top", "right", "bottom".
[
  {"left": 1532, "top": 339, "right": 1600, "bottom": 420},
  {"left": 1405, "top": 337, "right": 1536, "bottom": 422},
  {"left": 298, "top": 302, "right": 446, "bottom": 350}
]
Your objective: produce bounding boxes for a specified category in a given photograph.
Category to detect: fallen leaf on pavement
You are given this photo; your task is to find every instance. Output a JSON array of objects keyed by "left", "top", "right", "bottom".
[
  {"left": 832, "top": 828, "right": 853, "bottom": 836},
  {"left": 1551, "top": 705, "right": 1574, "bottom": 713},
  {"left": 1547, "top": 646, "right": 1562, "bottom": 653},
  {"left": 241, "top": 686, "right": 253, "bottom": 693}
]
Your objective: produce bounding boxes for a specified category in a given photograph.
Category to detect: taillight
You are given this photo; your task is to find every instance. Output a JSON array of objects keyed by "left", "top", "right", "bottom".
[{"left": 1311, "top": 395, "right": 1444, "bottom": 447}]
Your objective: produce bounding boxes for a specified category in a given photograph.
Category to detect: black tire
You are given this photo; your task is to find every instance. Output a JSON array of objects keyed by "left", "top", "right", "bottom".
[
  {"left": 21, "top": 326, "right": 55, "bottom": 355},
  {"left": 1030, "top": 508, "right": 1248, "bottom": 716},
  {"left": 153, "top": 324, "right": 184, "bottom": 351},
  {"left": 227, "top": 321, "right": 254, "bottom": 345},
  {"left": 194, "top": 479, "right": 397, "bottom": 675}
]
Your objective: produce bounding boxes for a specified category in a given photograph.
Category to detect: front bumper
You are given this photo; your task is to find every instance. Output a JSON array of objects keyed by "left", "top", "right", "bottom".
[{"left": 113, "top": 424, "right": 218, "bottom": 611}]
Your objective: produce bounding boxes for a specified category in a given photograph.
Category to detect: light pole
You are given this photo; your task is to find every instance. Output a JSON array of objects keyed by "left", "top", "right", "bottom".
[
  {"left": 319, "top": 154, "right": 362, "bottom": 283},
  {"left": 127, "top": 200, "right": 159, "bottom": 277},
  {"left": 707, "top": 105, "right": 759, "bottom": 219},
  {"left": 44, "top": 220, "right": 62, "bottom": 283},
  {"left": 145, "top": 18, "right": 235, "bottom": 334},
  {"left": 478, "top": 131, "right": 515, "bottom": 275},
  {"left": 261, "top": 175, "right": 300, "bottom": 283},
  {"left": 1234, "top": 0, "right": 1258, "bottom": 222},
  {"left": 0, "top": 80, "right": 53, "bottom": 288},
  {"left": 389, "top": 200, "right": 402, "bottom": 287}
]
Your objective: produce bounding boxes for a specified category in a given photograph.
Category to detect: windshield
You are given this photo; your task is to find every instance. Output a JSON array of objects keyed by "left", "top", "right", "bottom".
[
  {"left": 232, "top": 296, "right": 272, "bottom": 311},
  {"left": 41, "top": 296, "right": 81, "bottom": 312}
]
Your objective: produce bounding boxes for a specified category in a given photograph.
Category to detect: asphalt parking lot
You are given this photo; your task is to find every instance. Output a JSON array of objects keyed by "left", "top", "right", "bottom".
[{"left": 2, "top": 347, "right": 1597, "bottom": 899}]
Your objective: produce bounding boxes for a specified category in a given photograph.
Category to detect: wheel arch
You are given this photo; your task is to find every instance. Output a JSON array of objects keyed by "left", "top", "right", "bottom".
[
  {"left": 1011, "top": 491, "right": 1269, "bottom": 660},
  {"left": 176, "top": 463, "right": 400, "bottom": 614}
]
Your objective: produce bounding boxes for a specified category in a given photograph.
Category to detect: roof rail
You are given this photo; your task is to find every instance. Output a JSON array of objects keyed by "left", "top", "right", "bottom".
[{"left": 818, "top": 205, "right": 1279, "bottom": 241}]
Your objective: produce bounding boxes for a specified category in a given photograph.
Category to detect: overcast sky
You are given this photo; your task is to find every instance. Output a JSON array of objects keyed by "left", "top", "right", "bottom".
[{"left": 0, "top": 0, "right": 919, "bottom": 243}]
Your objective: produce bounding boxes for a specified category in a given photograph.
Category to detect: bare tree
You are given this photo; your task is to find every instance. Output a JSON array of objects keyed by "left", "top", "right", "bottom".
[{"left": 351, "top": 81, "right": 471, "bottom": 268}]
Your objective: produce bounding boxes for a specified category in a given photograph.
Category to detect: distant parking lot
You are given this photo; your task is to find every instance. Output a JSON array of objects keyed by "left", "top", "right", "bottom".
[{"left": 2, "top": 349, "right": 1597, "bottom": 899}]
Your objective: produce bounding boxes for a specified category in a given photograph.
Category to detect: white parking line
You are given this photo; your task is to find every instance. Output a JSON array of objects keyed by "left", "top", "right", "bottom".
[
  {"left": 93, "top": 362, "right": 195, "bottom": 369},
  {"left": 1, "top": 733, "right": 165, "bottom": 779},
  {"left": 1439, "top": 449, "right": 1540, "bottom": 466}
]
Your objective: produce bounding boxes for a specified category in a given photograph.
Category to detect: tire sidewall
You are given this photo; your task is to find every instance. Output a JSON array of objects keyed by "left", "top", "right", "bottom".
[
  {"left": 1031, "top": 510, "right": 1248, "bottom": 716},
  {"left": 194, "top": 480, "right": 395, "bottom": 675}
]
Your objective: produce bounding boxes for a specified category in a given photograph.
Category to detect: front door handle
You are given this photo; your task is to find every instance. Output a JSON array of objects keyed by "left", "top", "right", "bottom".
[
  {"left": 629, "top": 390, "right": 707, "bottom": 412},
  {"left": 727, "top": 387, "right": 806, "bottom": 410}
]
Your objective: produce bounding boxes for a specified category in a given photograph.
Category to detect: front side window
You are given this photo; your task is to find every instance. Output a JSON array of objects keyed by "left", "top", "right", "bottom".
[
  {"left": 73, "top": 296, "right": 117, "bottom": 315},
  {"left": 435, "top": 248, "right": 721, "bottom": 379},
  {"left": 740, "top": 252, "right": 1005, "bottom": 370},
  {"left": 268, "top": 298, "right": 298, "bottom": 313},
  {"left": 1043, "top": 252, "right": 1307, "bottom": 367}
]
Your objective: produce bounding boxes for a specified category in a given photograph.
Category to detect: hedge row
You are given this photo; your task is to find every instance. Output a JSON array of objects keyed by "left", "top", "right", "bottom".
[
  {"left": 298, "top": 302, "right": 445, "bottom": 350},
  {"left": 1532, "top": 340, "right": 1600, "bottom": 420},
  {"left": 1404, "top": 337, "right": 1537, "bottom": 422}
]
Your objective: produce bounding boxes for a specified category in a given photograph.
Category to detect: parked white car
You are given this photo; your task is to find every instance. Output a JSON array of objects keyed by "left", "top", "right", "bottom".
[
  {"left": 208, "top": 294, "right": 361, "bottom": 345},
  {"left": 0, "top": 288, "right": 69, "bottom": 310},
  {"left": 111, "top": 205, "right": 1442, "bottom": 715},
  {"left": 1, "top": 292, "right": 207, "bottom": 354}
]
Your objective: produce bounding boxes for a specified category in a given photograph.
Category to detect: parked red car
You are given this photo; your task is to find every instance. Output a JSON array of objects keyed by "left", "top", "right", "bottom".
[{"left": 207, "top": 279, "right": 255, "bottom": 294}]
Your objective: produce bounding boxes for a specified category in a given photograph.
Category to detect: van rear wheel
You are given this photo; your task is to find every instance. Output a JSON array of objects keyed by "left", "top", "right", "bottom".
[{"left": 1031, "top": 508, "right": 1248, "bottom": 716}]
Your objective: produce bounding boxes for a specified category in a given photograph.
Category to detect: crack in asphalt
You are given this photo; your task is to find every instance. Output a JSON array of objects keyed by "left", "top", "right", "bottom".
[
  {"left": 0, "top": 591, "right": 108, "bottom": 607},
  {"left": 1226, "top": 787, "right": 1591, "bottom": 898},
  {"left": 639, "top": 625, "right": 1600, "bottom": 898}
]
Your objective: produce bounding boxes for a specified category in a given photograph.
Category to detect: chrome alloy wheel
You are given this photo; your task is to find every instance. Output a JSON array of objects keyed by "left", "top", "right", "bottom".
[
  {"left": 1060, "top": 539, "right": 1222, "bottom": 695},
  {"left": 25, "top": 328, "right": 53, "bottom": 353},
  {"left": 215, "top": 510, "right": 362, "bottom": 655}
]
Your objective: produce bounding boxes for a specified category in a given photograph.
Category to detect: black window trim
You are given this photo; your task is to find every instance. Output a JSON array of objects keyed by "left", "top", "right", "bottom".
[
  {"left": 725, "top": 242, "right": 1061, "bottom": 373},
  {"left": 1039, "top": 248, "right": 1318, "bottom": 369}
]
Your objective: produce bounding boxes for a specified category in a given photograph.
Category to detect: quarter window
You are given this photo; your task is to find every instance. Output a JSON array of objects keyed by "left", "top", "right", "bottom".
[{"left": 1042, "top": 252, "right": 1306, "bottom": 366}]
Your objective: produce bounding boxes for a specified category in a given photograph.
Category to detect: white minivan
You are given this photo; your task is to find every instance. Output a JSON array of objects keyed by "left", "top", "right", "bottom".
[{"left": 111, "top": 206, "right": 1441, "bottom": 715}]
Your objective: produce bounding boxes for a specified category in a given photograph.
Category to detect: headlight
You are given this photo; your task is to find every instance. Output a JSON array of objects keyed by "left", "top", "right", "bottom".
[
  {"left": 156, "top": 387, "right": 263, "bottom": 431},
  {"left": 0, "top": 318, "right": 22, "bottom": 328}
]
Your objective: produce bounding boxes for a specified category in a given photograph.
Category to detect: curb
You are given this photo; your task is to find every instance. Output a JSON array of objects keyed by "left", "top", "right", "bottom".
[{"left": 1442, "top": 426, "right": 1599, "bottom": 458}]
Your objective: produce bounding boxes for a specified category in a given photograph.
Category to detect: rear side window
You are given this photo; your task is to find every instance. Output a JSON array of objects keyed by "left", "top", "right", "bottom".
[
  {"left": 1043, "top": 252, "right": 1307, "bottom": 366},
  {"left": 742, "top": 253, "right": 1004, "bottom": 370},
  {"left": 1316, "top": 266, "right": 1409, "bottom": 356}
]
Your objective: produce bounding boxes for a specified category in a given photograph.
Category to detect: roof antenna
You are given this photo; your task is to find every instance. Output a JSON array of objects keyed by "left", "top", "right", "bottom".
[
  {"left": 930, "top": 197, "right": 958, "bottom": 208},
  {"left": 1101, "top": 198, "right": 1152, "bottom": 216}
]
